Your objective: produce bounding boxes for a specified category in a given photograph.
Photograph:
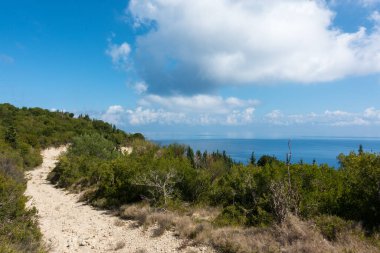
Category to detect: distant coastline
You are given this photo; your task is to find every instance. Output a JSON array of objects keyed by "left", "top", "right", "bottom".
[{"left": 154, "top": 138, "right": 380, "bottom": 167}]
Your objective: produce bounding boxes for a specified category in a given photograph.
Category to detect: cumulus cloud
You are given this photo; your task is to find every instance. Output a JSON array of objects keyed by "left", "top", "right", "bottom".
[
  {"left": 226, "top": 108, "right": 255, "bottom": 125},
  {"left": 359, "top": 0, "right": 380, "bottom": 7},
  {"left": 134, "top": 81, "right": 148, "bottom": 94},
  {"left": 127, "top": 107, "right": 187, "bottom": 125},
  {"left": 106, "top": 42, "right": 131, "bottom": 68},
  {"left": 264, "top": 108, "right": 380, "bottom": 126},
  {"left": 101, "top": 105, "right": 125, "bottom": 124},
  {"left": 101, "top": 95, "right": 258, "bottom": 126},
  {"left": 122, "top": 0, "right": 380, "bottom": 95},
  {"left": 138, "top": 94, "right": 259, "bottom": 114},
  {"left": 101, "top": 103, "right": 380, "bottom": 128},
  {"left": 364, "top": 107, "right": 380, "bottom": 119},
  {"left": 370, "top": 10, "right": 380, "bottom": 23}
]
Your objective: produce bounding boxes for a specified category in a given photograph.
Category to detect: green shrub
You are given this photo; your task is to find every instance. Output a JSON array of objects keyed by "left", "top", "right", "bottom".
[
  {"left": 0, "top": 103, "right": 136, "bottom": 252},
  {"left": 315, "top": 215, "right": 353, "bottom": 241},
  {"left": 337, "top": 152, "right": 380, "bottom": 230},
  {"left": 0, "top": 170, "right": 44, "bottom": 252},
  {"left": 214, "top": 205, "right": 248, "bottom": 227}
]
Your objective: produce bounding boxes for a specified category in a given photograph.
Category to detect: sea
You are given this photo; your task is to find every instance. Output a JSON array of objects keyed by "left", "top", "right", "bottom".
[{"left": 154, "top": 138, "right": 380, "bottom": 168}]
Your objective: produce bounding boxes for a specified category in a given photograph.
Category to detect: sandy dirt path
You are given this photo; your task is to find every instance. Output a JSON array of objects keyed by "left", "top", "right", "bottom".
[{"left": 25, "top": 147, "right": 211, "bottom": 253}]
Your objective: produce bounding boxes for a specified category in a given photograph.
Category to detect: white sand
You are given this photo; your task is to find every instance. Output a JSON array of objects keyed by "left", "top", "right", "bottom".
[{"left": 25, "top": 147, "right": 212, "bottom": 253}]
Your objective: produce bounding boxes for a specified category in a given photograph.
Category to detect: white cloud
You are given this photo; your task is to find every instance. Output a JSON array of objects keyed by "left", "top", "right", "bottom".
[
  {"left": 265, "top": 108, "right": 380, "bottom": 126},
  {"left": 101, "top": 104, "right": 380, "bottom": 128},
  {"left": 265, "top": 110, "right": 287, "bottom": 125},
  {"left": 134, "top": 81, "right": 148, "bottom": 94},
  {"left": 226, "top": 107, "right": 255, "bottom": 125},
  {"left": 101, "top": 95, "right": 258, "bottom": 126},
  {"left": 107, "top": 105, "right": 124, "bottom": 113},
  {"left": 138, "top": 94, "right": 259, "bottom": 114},
  {"left": 359, "top": 0, "right": 380, "bottom": 7},
  {"left": 127, "top": 107, "right": 187, "bottom": 125},
  {"left": 331, "top": 117, "right": 370, "bottom": 126},
  {"left": 106, "top": 42, "right": 131, "bottom": 68},
  {"left": 324, "top": 110, "right": 351, "bottom": 117},
  {"left": 124, "top": 0, "right": 380, "bottom": 94},
  {"left": 101, "top": 105, "right": 125, "bottom": 124},
  {"left": 370, "top": 10, "right": 380, "bottom": 23},
  {"left": 364, "top": 107, "right": 380, "bottom": 119}
]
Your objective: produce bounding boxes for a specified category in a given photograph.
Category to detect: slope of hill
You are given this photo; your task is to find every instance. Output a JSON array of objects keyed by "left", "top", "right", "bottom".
[
  {"left": 0, "top": 103, "right": 141, "bottom": 252},
  {"left": 26, "top": 147, "right": 212, "bottom": 253},
  {"left": 1, "top": 103, "right": 379, "bottom": 253}
]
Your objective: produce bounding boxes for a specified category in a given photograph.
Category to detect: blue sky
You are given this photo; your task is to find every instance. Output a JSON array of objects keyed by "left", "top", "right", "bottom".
[{"left": 1, "top": 0, "right": 380, "bottom": 139}]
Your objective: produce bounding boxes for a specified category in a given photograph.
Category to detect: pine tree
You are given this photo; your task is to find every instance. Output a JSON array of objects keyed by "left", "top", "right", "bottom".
[
  {"left": 186, "top": 146, "right": 195, "bottom": 167},
  {"left": 249, "top": 151, "right": 256, "bottom": 166},
  {"left": 4, "top": 125, "right": 17, "bottom": 148},
  {"left": 358, "top": 144, "right": 364, "bottom": 155}
]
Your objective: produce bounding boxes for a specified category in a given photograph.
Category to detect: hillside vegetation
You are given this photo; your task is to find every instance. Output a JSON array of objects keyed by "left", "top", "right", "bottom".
[
  {"left": 1, "top": 103, "right": 379, "bottom": 252},
  {"left": 50, "top": 129, "right": 380, "bottom": 251},
  {"left": 0, "top": 103, "right": 141, "bottom": 252}
]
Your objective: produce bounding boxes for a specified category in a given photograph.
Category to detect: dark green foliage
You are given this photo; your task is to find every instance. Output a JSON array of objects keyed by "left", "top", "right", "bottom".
[
  {"left": 0, "top": 103, "right": 139, "bottom": 252},
  {"left": 358, "top": 144, "right": 364, "bottom": 155},
  {"left": 69, "top": 134, "right": 117, "bottom": 160},
  {"left": 4, "top": 125, "right": 17, "bottom": 148},
  {"left": 214, "top": 205, "right": 248, "bottom": 227},
  {"left": 249, "top": 152, "right": 256, "bottom": 166},
  {"left": 315, "top": 215, "right": 353, "bottom": 241},
  {"left": 128, "top": 133, "right": 145, "bottom": 142},
  {"left": 49, "top": 134, "right": 119, "bottom": 189},
  {"left": 52, "top": 132, "right": 380, "bottom": 233},
  {"left": 257, "top": 155, "right": 281, "bottom": 167},
  {"left": 186, "top": 146, "right": 195, "bottom": 167},
  {"left": 337, "top": 151, "right": 380, "bottom": 230},
  {"left": 0, "top": 103, "right": 133, "bottom": 150},
  {"left": 4, "top": 103, "right": 377, "bottom": 238},
  {"left": 0, "top": 147, "right": 43, "bottom": 252}
]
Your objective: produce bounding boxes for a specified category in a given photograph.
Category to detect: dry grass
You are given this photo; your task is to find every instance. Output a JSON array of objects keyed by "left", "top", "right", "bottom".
[
  {"left": 120, "top": 203, "right": 151, "bottom": 226},
  {"left": 333, "top": 229, "right": 380, "bottom": 253},
  {"left": 206, "top": 215, "right": 380, "bottom": 253},
  {"left": 190, "top": 206, "right": 220, "bottom": 222},
  {"left": 78, "top": 186, "right": 98, "bottom": 202},
  {"left": 113, "top": 219, "right": 124, "bottom": 227},
  {"left": 146, "top": 212, "right": 177, "bottom": 236},
  {"left": 175, "top": 216, "right": 198, "bottom": 238},
  {"left": 118, "top": 204, "right": 380, "bottom": 253}
]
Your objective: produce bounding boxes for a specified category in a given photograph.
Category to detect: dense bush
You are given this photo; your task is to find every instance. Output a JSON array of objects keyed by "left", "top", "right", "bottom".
[
  {"left": 337, "top": 151, "right": 380, "bottom": 230},
  {"left": 50, "top": 131, "right": 380, "bottom": 235},
  {"left": 3, "top": 103, "right": 376, "bottom": 251},
  {"left": 0, "top": 147, "right": 43, "bottom": 252},
  {"left": 315, "top": 215, "right": 353, "bottom": 241},
  {"left": 0, "top": 103, "right": 139, "bottom": 252},
  {"left": 1, "top": 103, "right": 376, "bottom": 251}
]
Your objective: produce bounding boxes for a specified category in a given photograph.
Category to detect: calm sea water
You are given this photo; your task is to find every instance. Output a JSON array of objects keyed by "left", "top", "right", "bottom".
[{"left": 154, "top": 139, "right": 380, "bottom": 168}]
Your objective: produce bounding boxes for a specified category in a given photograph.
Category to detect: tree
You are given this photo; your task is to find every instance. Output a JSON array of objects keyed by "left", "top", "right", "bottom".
[
  {"left": 249, "top": 151, "right": 256, "bottom": 166},
  {"left": 134, "top": 169, "right": 179, "bottom": 205},
  {"left": 186, "top": 146, "right": 195, "bottom": 167},
  {"left": 257, "top": 155, "right": 280, "bottom": 167},
  {"left": 4, "top": 125, "right": 17, "bottom": 148},
  {"left": 358, "top": 144, "right": 364, "bottom": 155},
  {"left": 338, "top": 151, "right": 380, "bottom": 230}
]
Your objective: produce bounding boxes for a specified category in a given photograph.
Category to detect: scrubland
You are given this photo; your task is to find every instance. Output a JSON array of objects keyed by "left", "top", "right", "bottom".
[{"left": 1, "top": 103, "right": 379, "bottom": 252}]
